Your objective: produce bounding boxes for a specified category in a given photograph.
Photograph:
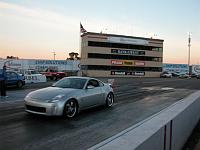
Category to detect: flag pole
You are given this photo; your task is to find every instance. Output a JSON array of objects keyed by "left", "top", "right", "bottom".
[
  {"left": 79, "top": 22, "right": 81, "bottom": 57},
  {"left": 79, "top": 22, "right": 82, "bottom": 76},
  {"left": 79, "top": 23, "right": 87, "bottom": 76}
]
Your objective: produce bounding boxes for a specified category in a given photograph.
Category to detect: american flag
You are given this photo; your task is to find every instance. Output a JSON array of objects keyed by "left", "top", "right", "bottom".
[{"left": 80, "top": 23, "right": 87, "bottom": 34}]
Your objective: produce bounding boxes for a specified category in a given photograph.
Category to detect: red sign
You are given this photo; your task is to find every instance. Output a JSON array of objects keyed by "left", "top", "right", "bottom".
[
  {"left": 135, "top": 61, "right": 145, "bottom": 66},
  {"left": 111, "top": 60, "right": 134, "bottom": 66},
  {"left": 111, "top": 60, "right": 123, "bottom": 65}
]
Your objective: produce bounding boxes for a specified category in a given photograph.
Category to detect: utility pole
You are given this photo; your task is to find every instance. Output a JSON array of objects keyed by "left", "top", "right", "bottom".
[
  {"left": 53, "top": 51, "right": 56, "bottom": 60},
  {"left": 188, "top": 32, "right": 191, "bottom": 75}
]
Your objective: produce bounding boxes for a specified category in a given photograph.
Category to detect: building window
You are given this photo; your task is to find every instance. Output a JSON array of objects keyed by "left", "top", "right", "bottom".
[
  {"left": 88, "top": 53, "right": 162, "bottom": 62},
  {"left": 88, "top": 41, "right": 162, "bottom": 51},
  {"left": 86, "top": 65, "right": 162, "bottom": 72}
]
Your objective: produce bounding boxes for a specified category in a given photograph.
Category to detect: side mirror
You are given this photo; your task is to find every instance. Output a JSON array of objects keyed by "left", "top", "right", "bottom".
[
  {"left": 87, "top": 85, "right": 94, "bottom": 89},
  {"left": 108, "top": 83, "right": 113, "bottom": 88}
]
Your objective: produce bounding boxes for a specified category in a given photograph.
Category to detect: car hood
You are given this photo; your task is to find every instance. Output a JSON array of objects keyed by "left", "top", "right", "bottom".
[{"left": 28, "top": 87, "right": 78, "bottom": 101}]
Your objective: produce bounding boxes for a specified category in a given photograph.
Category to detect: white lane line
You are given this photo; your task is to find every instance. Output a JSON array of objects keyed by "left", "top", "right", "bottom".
[
  {"left": 161, "top": 87, "right": 174, "bottom": 90},
  {"left": 141, "top": 87, "right": 159, "bottom": 90},
  {"left": 142, "top": 80, "right": 177, "bottom": 84}
]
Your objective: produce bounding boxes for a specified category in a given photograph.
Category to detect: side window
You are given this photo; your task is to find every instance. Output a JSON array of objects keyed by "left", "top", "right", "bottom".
[
  {"left": 87, "top": 79, "right": 100, "bottom": 87},
  {"left": 11, "top": 72, "right": 17, "bottom": 78},
  {"left": 25, "top": 71, "right": 30, "bottom": 75},
  {"left": 6, "top": 72, "right": 10, "bottom": 78},
  {"left": 99, "top": 81, "right": 104, "bottom": 87}
]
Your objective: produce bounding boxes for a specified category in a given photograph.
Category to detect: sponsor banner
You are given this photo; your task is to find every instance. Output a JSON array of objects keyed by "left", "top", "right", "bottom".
[
  {"left": 111, "top": 71, "right": 125, "bottom": 75},
  {"left": 0, "top": 60, "right": 23, "bottom": 69},
  {"left": 7, "top": 62, "right": 21, "bottom": 68},
  {"left": 134, "top": 72, "right": 145, "bottom": 76},
  {"left": 135, "top": 61, "right": 145, "bottom": 66},
  {"left": 192, "top": 65, "right": 200, "bottom": 74},
  {"left": 25, "top": 74, "right": 47, "bottom": 84},
  {"left": 111, "top": 60, "right": 145, "bottom": 66},
  {"left": 111, "top": 60, "right": 134, "bottom": 66},
  {"left": 111, "top": 71, "right": 145, "bottom": 76},
  {"left": 35, "top": 66, "right": 58, "bottom": 71},
  {"left": 111, "top": 49, "right": 145, "bottom": 55},
  {"left": 111, "top": 60, "right": 123, "bottom": 65},
  {"left": 0, "top": 59, "right": 80, "bottom": 71},
  {"left": 35, "top": 60, "right": 68, "bottom": 65},
  {"left": 163, "top": 63, "right": 188, "bottom": 73},
  {"left": 108, "top": 37, "right": 149, "bottom": 45}
]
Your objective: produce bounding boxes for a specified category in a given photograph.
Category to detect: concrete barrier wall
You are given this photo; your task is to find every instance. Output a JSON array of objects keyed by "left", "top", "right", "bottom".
[{"left": 89, "top": 91, "right": 200, "bottom": 150}]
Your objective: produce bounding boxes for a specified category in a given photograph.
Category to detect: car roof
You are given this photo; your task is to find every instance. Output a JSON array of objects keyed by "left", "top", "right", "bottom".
[
  {"left": 65, "top": 76, "right": 100, "bottom": 81},
  {"left": 6, "top": 71, "right": 21, "bottom": 75},
  {"left": 6, "top": 71, "right": 17, "bottom": 73}
]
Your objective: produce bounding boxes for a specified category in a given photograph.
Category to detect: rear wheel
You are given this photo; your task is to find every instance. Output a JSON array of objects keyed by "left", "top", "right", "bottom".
[
  {"left": 51, "top": 76, "right": 57, "bottom": 81},
  {"left": 53, "top": 76, "right": 58, "bottom": 81},
  {"left": 63, "top": 99, "right": 78, "bottom": 118},
  {"left": 106, "top": 93, "right": 114, "bottom": 107},
  {"left": 17, "top": 81, "right": 23, "bottom": 88}
]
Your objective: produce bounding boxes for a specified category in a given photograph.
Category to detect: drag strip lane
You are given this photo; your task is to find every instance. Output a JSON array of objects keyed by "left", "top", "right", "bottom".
[
  {"left": 0, "top": 88, "right": 194, "bottom": 150},
  {"left": 0, "top": 78, "right": 200, "bottom": 150}
]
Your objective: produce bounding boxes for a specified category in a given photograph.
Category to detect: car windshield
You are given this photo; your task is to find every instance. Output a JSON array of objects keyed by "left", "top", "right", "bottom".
[
  {"left": 25, "top": 70, "right": 39, "bottom": 75},
  {"left": 52, "top": 78, "right": 87, "bottom": 89},
  {"left": 30, "top": 71, "right": 39, "bottom": 74}
]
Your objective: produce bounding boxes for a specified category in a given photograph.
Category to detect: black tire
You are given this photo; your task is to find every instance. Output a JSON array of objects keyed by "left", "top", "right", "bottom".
[
  {"left": 52, "top": 76, "right": 57, "bottom": 81},
  {"left": 17, "top": 81, "right": 23, "bottom": 88},
  {"left": 106, "top": 93, "right": 114, "bottom": 107},
  {"left": 63, "top": 99, "right": 78, "bottom": 118},
  {"left": 46, "top": 77, "right": 51, "bottom": 81}
]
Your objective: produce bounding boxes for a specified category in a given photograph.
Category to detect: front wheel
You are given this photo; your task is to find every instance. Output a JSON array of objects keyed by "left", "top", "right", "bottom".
[
  {"left": 106, "top": 93, "right": 114, "bottom": 107},
  {"left": 17, "top": 81, "right": 23, "bottom": 88},
  {"left": 63, "top": 99, "right": 78, "bottom": 118},
  {"left": 51, "top": 76, "right": 57, "bottom": 81}
]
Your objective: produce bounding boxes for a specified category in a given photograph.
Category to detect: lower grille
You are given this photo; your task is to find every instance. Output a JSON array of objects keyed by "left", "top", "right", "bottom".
[{"left": 26, "top": 105, "right": 46, "bottom": 113}]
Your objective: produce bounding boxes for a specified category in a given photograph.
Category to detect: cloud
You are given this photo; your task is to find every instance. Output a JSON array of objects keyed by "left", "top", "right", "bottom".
[
  {"left": 0, "top": 1, "right": 168, "bottom": 60},
  {"left": 0, "top": 1, "right": 152, "bottom": 37},
  {"left": 0, "top": 1, "right": 80, "bottom": 32}
]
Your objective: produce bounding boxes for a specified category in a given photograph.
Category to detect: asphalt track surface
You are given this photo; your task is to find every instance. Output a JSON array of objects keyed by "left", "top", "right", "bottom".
[{"left": 0, "top": 78, "right": 200, "bottom": 150}]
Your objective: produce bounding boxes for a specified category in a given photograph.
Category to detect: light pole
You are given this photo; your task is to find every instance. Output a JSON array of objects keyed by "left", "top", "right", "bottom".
[
  {"left": 188, "top": 32, "right": 191, "bottom": 75},
  {"left": 53, "top": 51, "right": 56, "bottom": 60}
]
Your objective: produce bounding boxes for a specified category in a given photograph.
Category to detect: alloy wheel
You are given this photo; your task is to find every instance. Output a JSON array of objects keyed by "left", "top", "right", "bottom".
[
  {"left": 106, "top": 93, "right": 114, "bottom": 107},
  {"left": 64, "top": 100, "right": 77, "bottom": 118}
]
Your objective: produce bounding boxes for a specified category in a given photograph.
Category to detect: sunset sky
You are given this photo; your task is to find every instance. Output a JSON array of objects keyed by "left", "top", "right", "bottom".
[{"left": 0, "top": 0, "right": 200, "bottom": 64}]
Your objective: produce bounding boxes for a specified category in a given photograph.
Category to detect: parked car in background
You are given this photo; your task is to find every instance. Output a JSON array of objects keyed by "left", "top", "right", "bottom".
[
  {"left": 23, "top": 70, "right": 47, "bottom": 84},
  {"left": 6, "top": 71, "right": 25, "bottom": 88},
  {"left": 25, "top": 77, "right": 114, "bottom": 118},
  {"left": 171, "top": 72, "right": 180, "bottom": 77},
  {"left": 190, "top": 73, "right": 197, "bottom": 78},
  {"left": 41, "top": 69, "right": 66, "bottom": 81},
  {"left": 196, "top": 74, "right": 200, "bottom": 79},
  {"left": 160, "top": 72, "right": 172, "bottom": 78},
  {"left": 179, "top": 73, "right": 190, "bottom": 78}
]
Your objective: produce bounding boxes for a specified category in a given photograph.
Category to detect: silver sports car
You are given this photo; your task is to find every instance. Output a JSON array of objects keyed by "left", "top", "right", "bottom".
[{"left": 24, "top": 77, "right": 114, "bottom": 118}]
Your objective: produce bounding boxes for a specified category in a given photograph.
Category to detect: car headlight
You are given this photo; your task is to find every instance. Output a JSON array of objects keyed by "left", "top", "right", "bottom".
[
  {"left": 25, "top": 93, "right": 31, "bottom": 100},
  {"left": 49, "top": 94, "right": 65, "bottom": 103}
]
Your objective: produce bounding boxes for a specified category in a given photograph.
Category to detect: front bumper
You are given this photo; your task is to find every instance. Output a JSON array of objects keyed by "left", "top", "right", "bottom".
[{"left": 25, "top": 99, "right": 63, "bottom": 116}]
